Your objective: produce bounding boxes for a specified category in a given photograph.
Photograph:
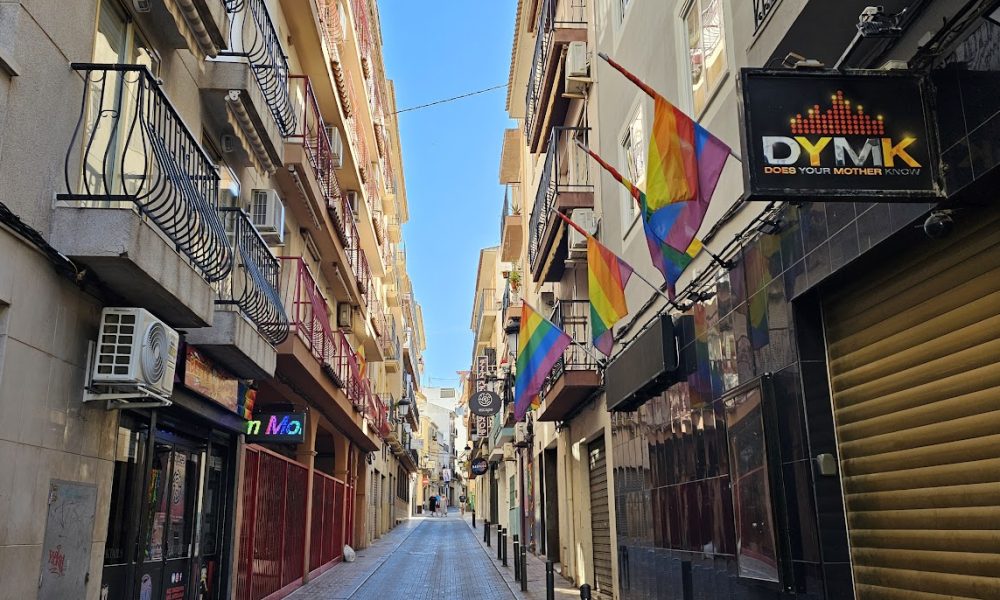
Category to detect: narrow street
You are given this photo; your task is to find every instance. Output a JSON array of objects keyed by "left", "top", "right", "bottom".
[{"left": 289, "top": 514, "right": 516, "bottom": 600}]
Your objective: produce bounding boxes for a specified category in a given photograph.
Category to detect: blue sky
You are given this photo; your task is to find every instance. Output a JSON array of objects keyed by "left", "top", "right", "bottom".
[{"left": 380, "top": 2, "right": 516, "bottom": 388}]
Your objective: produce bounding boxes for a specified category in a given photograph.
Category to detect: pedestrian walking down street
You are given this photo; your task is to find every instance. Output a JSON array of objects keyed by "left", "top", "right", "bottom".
[{"left": 428, "top": 495, "right": 437, "bottom": 517}]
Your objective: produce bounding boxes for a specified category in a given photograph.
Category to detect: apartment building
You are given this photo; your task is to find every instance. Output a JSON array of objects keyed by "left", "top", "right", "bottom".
[
  {"left": 497, "top": 0, "right": 1000, "bottom": 599},
  {"left": 0, "top": 0, "right": 423, "bottom": 598}
]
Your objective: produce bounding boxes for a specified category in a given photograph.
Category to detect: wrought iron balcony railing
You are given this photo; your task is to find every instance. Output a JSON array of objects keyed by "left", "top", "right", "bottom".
[
  {"left": 528, "top": 126, "right": 592, "bottom": 269},
  {"left": 542, "top": 300, "right": 596, "bottom": 395},
  {"left": 525, "top": 0, "right": 587, "bottom": 142},
  {"left": 753, "top": 0, "right": 778, "bottom": 34},
  {"left": 60, "top": 64, "right": 233, "bottom": 282},
  {"left": 289, "top": 76, "right": 342, "bottom": 208},
  {"left": 223, "top": 0, "right": 296, "bottom": 136},
  {"left": 218, "top": 208, "right": 289, "bottom": 344}
]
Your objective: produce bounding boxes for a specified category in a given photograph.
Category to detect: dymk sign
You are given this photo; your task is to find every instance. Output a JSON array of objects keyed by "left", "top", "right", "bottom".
[{"left": 739, "top": 69, "right": 941, "bottom": 201}]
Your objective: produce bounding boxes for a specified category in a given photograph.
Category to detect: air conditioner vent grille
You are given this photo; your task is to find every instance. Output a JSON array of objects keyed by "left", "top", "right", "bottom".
[{"left": 96, "top": 312, "right": 137, "bottom": 377}]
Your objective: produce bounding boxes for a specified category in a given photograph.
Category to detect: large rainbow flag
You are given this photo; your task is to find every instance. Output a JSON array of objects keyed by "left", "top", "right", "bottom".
[
  {"left": 514, "top": 302, "right": 572, "bottom": 421},
  {"left": 643, "top": 95, "right": 730, "bottom": 254},
  {"left": 587, "top": 234, "right": 633, "bottom": 356}
]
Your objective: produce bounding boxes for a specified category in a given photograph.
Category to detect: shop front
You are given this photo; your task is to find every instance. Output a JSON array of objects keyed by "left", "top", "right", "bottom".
[{"left": 101, "top": 346, "right": 250, "bottom": 600}]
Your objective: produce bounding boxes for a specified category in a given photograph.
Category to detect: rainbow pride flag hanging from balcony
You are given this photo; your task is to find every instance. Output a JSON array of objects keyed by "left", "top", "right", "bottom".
[{"left": 514, "top": 303, "right": 572, "bottom": 421}]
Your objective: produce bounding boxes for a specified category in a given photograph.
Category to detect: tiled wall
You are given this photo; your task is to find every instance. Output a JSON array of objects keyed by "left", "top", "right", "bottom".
[{"left": 609, "top": 189, "right": 936, "bottom": 599}]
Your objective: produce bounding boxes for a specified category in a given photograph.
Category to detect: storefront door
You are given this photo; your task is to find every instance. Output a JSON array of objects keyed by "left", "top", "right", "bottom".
[{"left": 137, "top": 428, "right": 201, "bottom": 600}]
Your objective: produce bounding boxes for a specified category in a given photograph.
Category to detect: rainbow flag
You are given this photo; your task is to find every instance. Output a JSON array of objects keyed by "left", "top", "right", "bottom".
[
  {"left": 644, "top": 95, "right": 730, "bottom": 254},
  {"left": 514, "top": 302, "right": 572, "bottom": 421},
  {"left": 577, "top": 143, "right": 701, "bottom": 296},
  {"left": 587, "top": 234, "right": 633, "bottom": 356}
]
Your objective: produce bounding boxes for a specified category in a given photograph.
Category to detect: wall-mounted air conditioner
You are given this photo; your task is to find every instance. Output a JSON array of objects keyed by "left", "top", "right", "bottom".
[
  {"left": 86, "top": 307, "right": 179, "bottom": 406},
  {"left": 568, "top": 208, "right": 598, "bottom": 254},
  {"left": 250, "top": 189, "right": 285, "bottom": 244},
  {"left": 338, "top": 303, "right": 353, "bottom": 330},
  {"left": 503, "top": 442, "right": 515, "bottom": 462},
  {"left": 514, "top": 422, "right": 529, "bottom": 447},
  {"left": 564, "top": 41, "right": 591, "bottom": 98},
  {"left": 326, "top": 125, "right": 344, "bottom": 169}
]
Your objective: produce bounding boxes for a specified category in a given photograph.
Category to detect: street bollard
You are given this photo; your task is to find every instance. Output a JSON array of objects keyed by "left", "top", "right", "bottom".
[
  {"left": 520, "top": 546, "right": 528, "bottom": 592},
  {"left": 580, "top": 583, "right": 592, "bottom": 599},
  {"left": 513, "top": 535, "right": 520, "bottom": 582},
  {"left": 472, "top": 509, "right": 476, "bottom": 528},
  {"left": 485, "top": 520, "right": 490, "bottom": 546},
  {"left": 501, "top": 528, "right": 508, "bottom": 567},
  {"left": 546, "top": 560, "right": 555, "bottom": 600},
  {"left": 497, "top": 526, "right": 503, "bottom": 560}
]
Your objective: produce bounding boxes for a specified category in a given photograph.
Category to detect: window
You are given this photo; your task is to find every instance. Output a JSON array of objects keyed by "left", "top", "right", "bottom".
[
  {"left": 619, "top": 106, "right": 645, "bottom": 231},
  {"left": 685, "top": 0, "right": 728, "bottom": 115}
]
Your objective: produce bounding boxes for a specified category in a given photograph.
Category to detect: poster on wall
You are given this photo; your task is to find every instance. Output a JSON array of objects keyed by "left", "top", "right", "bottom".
[{"left": 739, "top": 69, "right": 941, "bottom": 202}]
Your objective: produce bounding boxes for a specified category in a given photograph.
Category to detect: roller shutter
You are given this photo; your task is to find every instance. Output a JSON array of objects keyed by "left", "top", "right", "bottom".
[
  {"left": 823, "top": 206, "right": 1000, "bottom": 599},
  {"left": 589, "top": 436, "right": 614, "bottom": 596}
]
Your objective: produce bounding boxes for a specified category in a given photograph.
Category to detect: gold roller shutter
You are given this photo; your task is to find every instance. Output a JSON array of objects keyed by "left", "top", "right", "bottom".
[{"left": 824, "top": 206, "right": 1000, "bottom": 600}]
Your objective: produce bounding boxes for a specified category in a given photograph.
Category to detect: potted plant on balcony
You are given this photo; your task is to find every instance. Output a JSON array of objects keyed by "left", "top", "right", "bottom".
[{"left": 508, "top": 264, "right": 521, "bottom": 293}]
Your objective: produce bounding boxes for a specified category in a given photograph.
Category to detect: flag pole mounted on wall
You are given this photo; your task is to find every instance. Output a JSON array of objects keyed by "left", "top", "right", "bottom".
[{"left": 597, "top": 52, "right": 743, "bottom": 164}]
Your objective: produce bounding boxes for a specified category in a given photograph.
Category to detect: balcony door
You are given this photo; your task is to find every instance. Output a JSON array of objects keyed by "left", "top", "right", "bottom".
[{"left": 84, "top": 0, "right": 159, "bottom": 201}]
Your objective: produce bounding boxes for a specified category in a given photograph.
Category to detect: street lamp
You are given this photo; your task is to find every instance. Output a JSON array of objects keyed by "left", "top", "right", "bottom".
[{"left": 397, "top": 396, "right": 412, "bottom": 417}]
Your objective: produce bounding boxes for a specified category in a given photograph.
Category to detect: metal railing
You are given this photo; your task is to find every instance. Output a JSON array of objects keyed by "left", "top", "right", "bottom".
[
  {"left": 289, "top": 76, "right": 342, "bottom": 208},
  {"left": 278, "top": 256, "right": 339, "bottom": 371},
  {"left": 218, "top": 208, "right": 288, "bottom": 344},
  {"left": 528, "top": 126, "right": 592, "bottom": 269},
  {"left": 501, "top": 280, "right": 521, "bottom": 316},
  {"left": 753, "top": 0, "right": 778, "bottom": 34},
  {"left": 542, "top": 300, "right": 596, "bottom": 396},
  {"left": 60, "top": 64, "right": 233, "bottom": 282},
  {"left": 223, "top": 0, "right": 297, "bottom": 136},
  {"left": 316, "top": 0, "right": 344, "bottom": 58},
  {"left": 525, "top": 0, "right": 587, "bottom": 140},
  {"left": 475, "top": 288, "right": 497, "bottom": 330}
]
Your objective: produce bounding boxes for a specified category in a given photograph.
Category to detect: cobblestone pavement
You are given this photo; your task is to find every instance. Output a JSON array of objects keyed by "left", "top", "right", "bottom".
[{"left": 288, "top": 512, "right": 517, "bottom": 599}]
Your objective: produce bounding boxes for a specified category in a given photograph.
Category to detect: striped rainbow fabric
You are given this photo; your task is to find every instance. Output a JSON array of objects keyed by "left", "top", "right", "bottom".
[
  {"left": 588, "top": 234, "right": 633, "bottom": 356},
  {"left": 514, "top": 302, "right": 572, "bottom": 421}
]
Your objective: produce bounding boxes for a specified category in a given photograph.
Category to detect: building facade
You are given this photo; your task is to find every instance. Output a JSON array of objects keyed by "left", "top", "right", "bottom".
[
  {"left": 491, "top": 0, "right": 1000, "bottom": 599},
  {"left": 0, "top": 0, "right": 423, "bottom": 598}
]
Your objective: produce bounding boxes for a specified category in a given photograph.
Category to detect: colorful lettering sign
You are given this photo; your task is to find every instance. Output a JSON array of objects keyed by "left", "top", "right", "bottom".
[
  {"left": 245, "top": 412, "right": 307, "bottom": 444},
  {"left": 739, "top": 69, "right": 941, "bottom": 201}
]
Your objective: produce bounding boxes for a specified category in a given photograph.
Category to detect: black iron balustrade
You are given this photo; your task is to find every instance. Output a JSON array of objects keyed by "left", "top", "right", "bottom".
[
  {"left": 217, "top": 207, "right": 289, "bottom": 344},
  {"left": 542, "top": 300, "right": 596, "bottom": 396},
  {"left": 223, "top": 0, "right": 297, "bottom": 136},
  {"left": 60, "top": 64, "right": 233, "bottom": 282},
  {"left": 528, "top": 126, "right": 592, "bottom": 270},
  {"left": 525, "top": 0, "right": 587, "bottom": 143},
  {"left": 753, "top": 0, "right": 777, "bottom": 34}
]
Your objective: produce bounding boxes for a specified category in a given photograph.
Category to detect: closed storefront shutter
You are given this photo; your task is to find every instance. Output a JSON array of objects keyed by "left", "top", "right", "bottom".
[
  {"left": 589, "top": 436, "right": 614, "bottom": 596},
  {"left": 823, "top": 206, "right": 1000, "bottom": 599}
]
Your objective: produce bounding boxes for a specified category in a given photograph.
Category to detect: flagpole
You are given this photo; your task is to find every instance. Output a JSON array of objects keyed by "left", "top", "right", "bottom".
[
  {"left": 597, "top": 52, "right": 743, "bottom": 164},
  {"left": 551, "top": 210, "right": 678, "bottom": 307}
]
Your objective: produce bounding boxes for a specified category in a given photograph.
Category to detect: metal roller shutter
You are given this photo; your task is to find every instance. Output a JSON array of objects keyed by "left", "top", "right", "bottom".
[
  {"left": 589, "top": 436, "right": 614, "bottom": 596},
  {"left": 823, "top": 206, "right": 1000, "bottom": 599}
]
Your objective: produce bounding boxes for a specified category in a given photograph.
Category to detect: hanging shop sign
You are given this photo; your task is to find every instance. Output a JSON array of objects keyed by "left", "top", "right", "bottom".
[
  {"left": 180, "top": 346, "right": 255, "bottom": 417},
  {"left": 245, "top": 412, "right": 307, "bottom": 444},
  {"left": 469, "top": 390, "right": 502, "bottom": 417},
  {"left": 739, "top": 69, "right": 942, "bottom": 202},
  {"left": 470, "top": 457, "right": 489, "bottom": 477}
]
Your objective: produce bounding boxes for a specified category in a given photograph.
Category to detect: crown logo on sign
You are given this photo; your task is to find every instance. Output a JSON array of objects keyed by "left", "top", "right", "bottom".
[{"left": 790, "top": 91, "right": 885, "bottom": 136}]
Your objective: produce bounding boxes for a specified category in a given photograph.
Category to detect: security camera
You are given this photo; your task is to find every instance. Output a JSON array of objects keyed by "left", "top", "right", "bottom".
[{"left": 923, "top": 210, "right": 954, "bottom": 239}]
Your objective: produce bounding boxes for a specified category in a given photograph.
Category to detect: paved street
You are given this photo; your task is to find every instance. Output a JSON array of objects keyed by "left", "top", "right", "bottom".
[{"left": 289, "top": 513, "right": 517, "bottom": 600}]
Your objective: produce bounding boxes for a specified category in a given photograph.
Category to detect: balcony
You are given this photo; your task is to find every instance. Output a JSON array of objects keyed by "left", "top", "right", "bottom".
[
  {"left": 135, "top": 0, "right": 228, "bottom": 58},
  {"left": 528, "top": 127, "right": 593, "bottom": 283},
  {"left": 274, "top": 256, "right": 380, "bottom": 450},
  {"left": 53, "top": 64, "right": 232, "bottom": 327},
  {"left": 500, "top": 190, "right": 523, "bottom": 263},
  {"left": 474, "top": 288, "right": 499, "bottom": 344},
  {"left": 525, "top": 0, "right": 587, "bottom": 153},
  {"left": 501, "top": 282, "right": 522, "bottom": 334},
  {"left": 186, "top": 208, "right": 289, "bottom": 379},
  {"left": 202, "top": 4, "right": 294, "bottom": 175},
  {"left": 536, "top": 300, "right": 599, "bottom": 421}
]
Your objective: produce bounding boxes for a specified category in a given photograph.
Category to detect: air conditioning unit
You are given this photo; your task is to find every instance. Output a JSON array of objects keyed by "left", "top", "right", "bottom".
[
  {"left": 250, "top": 189, "right": 285, "bottom": 244},
  {"left": 89, "top": 308, "right": 179, "bottom": 401},
  {"left": 338, "top": 303, "right": 353, "bottom": 330},
  {"left": 514, "top": 422, "right": 529, "bottom": 447},
  {"left": 564, "top": 41, "right": 591, "bottom": 98},
  {"left": 326, "top": 125, "right": 344, "bottom": 168},
  {"left": 568, "top": 208, "right": 598, "bottom": 254},
  {"left": 540, "top": 286, "right": 556, "bottom": 307},
  {"left": 503, "top": 442, "right": 516, "bottom": 462}
]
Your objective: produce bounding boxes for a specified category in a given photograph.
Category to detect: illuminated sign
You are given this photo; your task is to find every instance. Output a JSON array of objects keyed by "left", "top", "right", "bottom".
[
  {"left": 739, "top": 69, "right": 941, "bottom": 201},
  {"left": 470, "top": 458, "right": 488, "bottom": 477},
  {"left": 245, "top": 412, "right": 306, "bottom": 444}
]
